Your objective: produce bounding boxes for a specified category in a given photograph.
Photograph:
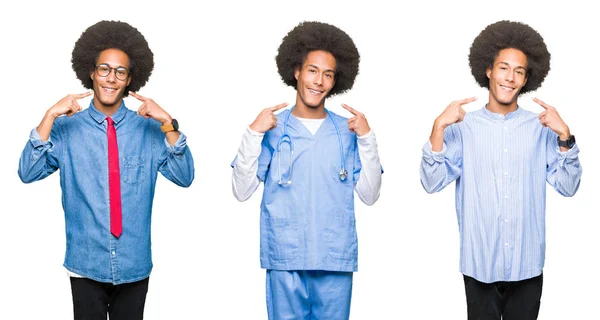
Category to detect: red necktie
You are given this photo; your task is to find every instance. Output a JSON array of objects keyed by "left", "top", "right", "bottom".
[{"left": 107, "top": 117, "right": 122, "bottom": 238}]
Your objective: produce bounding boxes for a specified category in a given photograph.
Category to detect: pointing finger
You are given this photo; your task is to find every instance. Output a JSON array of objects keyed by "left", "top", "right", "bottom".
[
  {"left": 342, "top": 103, "right": 359, "bottom": 115},
  {"left": 533, "top": 97, "right": 549, "bottom": 110},
  {"left": 129, "top": 91, "right": 147, "bottom": 102},
  {"left": 458, "top": 97, "right": 478, "bottom": 105},
  {"left": 268, "top": 102, "right": 288, "bottom": 112},
  {"left": 72, "top": 91, "right": 92, "bottom": 99}
]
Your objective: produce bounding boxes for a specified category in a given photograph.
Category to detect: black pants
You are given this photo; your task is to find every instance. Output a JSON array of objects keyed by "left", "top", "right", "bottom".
[
  {"left": 463, "top": 273, "right": 542, "bottom": 320},
  {"left": 70, "top": 277, "right": 149, "bottom": 320}
]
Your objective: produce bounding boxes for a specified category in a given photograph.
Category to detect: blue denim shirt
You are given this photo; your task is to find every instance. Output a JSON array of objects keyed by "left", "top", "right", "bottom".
[{"left": 18, "top": 101, "right": 194, "bottom": 284}]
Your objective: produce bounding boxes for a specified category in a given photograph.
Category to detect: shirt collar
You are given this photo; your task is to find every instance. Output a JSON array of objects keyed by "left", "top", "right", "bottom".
[
  {"left": 481, "top": 104, "right": 523, "bottom": 120},
  {"left": 88, "top": 100, "right": 128, "bottom": 124}
]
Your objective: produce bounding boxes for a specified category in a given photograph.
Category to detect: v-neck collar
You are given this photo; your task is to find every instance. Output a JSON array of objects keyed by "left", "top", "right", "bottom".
[{"left": 286, "top": 109, "right": 331, "bottom": 139}]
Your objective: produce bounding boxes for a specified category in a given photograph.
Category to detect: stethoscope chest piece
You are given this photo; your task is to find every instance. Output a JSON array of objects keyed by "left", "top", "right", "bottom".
[{"left": 339, "top": 169, "right": 348, "bottom": 181}]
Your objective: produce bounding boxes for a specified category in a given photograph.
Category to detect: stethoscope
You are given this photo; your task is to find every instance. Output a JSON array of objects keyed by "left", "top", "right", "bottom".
[{"left": 277, "top": 107, "right": 347, "bottom": 185}]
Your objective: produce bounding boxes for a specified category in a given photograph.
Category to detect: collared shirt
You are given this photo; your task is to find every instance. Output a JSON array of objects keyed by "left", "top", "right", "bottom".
[
  {"left": 420, "top": 106, "right": 582, "bottom": 283},
  {"left": 18, "top": 101, "right": 194, "bottom": 284}
]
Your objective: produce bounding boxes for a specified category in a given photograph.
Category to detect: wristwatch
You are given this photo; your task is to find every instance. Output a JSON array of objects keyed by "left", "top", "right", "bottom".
[
  {"left": 160, "top": 119, "right": 179, "bottom": 133},
  {"left": 557, "top": 135, "right": 575, "bottom": 148}
]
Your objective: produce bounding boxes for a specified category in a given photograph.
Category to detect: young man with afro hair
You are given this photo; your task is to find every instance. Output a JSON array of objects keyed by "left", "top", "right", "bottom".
[
  {"left": 18, "top": 20, "right": 194, "bottom": 320},
  {"left": 420, "top": 20, "right": 582, "bottom": 319},
  {"left": 231, "top": 21, "right": 382, "bottom": 319}
]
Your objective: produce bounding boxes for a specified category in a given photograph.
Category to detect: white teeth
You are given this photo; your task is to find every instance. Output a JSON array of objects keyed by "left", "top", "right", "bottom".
[{"left": 309, "top": 89, "right": 322, "bottom": 95}]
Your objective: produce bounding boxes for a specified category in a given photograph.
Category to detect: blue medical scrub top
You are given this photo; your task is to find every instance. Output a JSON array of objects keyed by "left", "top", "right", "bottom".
[{"left": 253, "top": 109, "right": 362, "bottom": 272}]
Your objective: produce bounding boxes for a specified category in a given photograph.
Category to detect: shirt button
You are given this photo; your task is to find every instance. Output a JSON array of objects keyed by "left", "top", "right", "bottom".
[
  {"left": 504, "top": 195, "right": 508, "bottom": 199},
  {"left": 504, "top": 172, "right": 508, "bottom": 176},
  {"left": 504, "top": 219, "right": 509, "bottom": 223},
  {"left": 111, "top": 251, "right": 116, "bottom": 256},
  {"left": 505, "top": 242, "right": 509, "bottom": 247},
  {"left": 504, "top": 149, "right": 508, "bottom": 152},
  {"left": 504, "top": 127, "right": 508, "bottom": 130}
]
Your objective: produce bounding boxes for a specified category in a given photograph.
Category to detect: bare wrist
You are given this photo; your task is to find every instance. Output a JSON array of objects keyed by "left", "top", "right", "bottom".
[
  {"left": 45, "top": 110, "right": 60, "bottom": 120},
  {"left": 558, "top": 127, "right": 571, "bottom": 141}
]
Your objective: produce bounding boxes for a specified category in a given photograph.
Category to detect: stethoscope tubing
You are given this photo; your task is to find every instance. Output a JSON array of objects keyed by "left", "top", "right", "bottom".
[{"left": 276, "top": 107, "right": 347, "bottom": 185}]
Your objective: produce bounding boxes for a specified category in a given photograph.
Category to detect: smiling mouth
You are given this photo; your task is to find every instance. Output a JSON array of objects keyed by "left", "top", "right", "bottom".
[
  {"left": 102, "top": 86, "right": 118, "bottom": 93},
  {"left": 308, "top": 88, "right": 324, "bottom": 95},
  {"left": 500, "top": 85, "right": 515, "bottom": 91}
]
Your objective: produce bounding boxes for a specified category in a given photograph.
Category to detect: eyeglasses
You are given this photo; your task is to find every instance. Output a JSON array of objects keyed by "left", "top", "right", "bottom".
[{"left": 95, "top": 64, "right": 130, "bottom": 81}]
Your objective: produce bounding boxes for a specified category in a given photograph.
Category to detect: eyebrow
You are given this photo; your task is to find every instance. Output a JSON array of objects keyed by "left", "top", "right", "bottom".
[
  {"left": 498, "top": 61, "right": 526, "bottom": 70},
  {"left": 98, "top": 63, "right": 129, "bottom": 69},
  {"left": 308, "top": 64, "right": 336, "bottom": 73}
]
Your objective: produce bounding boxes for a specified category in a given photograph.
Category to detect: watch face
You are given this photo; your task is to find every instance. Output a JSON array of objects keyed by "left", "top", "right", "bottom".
[{"left": 172, "top": 119, "right": 179, "bottom": 130}]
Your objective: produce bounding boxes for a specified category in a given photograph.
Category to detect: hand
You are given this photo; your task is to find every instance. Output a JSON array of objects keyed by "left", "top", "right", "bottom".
[
  {"left": 434, "top": 97, "right": 477, "bottom": 130},
  {"left": 47, "top": 92, "right": 92, "bottom": 118},
  {"left": 249, "top": 103, "right": 288, "bottom": 133},
  {"left": 342, "top": 104, "right": 371, "bottom": 136},
  {"left": 534, "top": 97, "right": 571, "bottom": 140},
  {"left": 130, "top": 91, "right": 172, "bottom": 125}
]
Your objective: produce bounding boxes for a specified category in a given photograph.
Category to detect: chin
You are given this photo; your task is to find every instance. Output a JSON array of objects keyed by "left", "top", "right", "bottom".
[{"left": 308, "top": 98, "right": 327, "bottom": 108}]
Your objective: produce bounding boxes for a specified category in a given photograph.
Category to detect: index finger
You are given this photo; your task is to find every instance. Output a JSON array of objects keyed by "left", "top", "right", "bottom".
[
  {"left": 72, "top": 91, "right": 92, "bottom": 100},
  {"left": 267, "top": 102, "right": 288, "bottom": 112},
  {"left": 129, "top": 91, "right": 147, "bottom": 101},
  {"left": 457, "top": 97, "right": 478, "bottom": 105},
  {"left": 532, "top": 97, "right": 549, "bottom": 109},
  {"left": 341, "top": 103, "right": 359, "bottom": 115}
]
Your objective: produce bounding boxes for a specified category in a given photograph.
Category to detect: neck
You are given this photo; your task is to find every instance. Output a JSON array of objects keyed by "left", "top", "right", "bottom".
[
  {"left": 93, "top": 97, "right": 122, "bottom": 117},
  {"left": 292, "top": 102, "right": 327, "bottom": 119},
  {"left": 486, "top": 98, "right": 518, "bottom": 115}
]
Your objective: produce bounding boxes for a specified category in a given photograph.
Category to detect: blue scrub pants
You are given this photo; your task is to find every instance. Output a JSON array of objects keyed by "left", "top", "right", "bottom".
[{"left": 266, "top": 270, "right": 353, "bottom": 320}]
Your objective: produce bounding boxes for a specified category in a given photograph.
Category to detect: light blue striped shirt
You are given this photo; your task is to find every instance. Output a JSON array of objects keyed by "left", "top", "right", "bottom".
[{"left": 420, "top": 106, "right": 582, "bottom": 283}]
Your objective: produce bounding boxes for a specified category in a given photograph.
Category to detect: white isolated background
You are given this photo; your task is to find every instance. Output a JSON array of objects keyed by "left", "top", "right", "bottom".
[{"left": 1, "top": 0, "right": 597, "bottom": 319}]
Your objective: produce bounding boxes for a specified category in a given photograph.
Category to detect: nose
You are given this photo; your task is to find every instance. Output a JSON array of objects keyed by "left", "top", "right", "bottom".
[
  {"left": 313, "top": 73, "right": 323, "bottom": 86},
  {"left": 105, "top": 68, "right": 117, "bottom": 82},
  {"left": 505, "top": 70, "right": 514, "bottom": 82}
]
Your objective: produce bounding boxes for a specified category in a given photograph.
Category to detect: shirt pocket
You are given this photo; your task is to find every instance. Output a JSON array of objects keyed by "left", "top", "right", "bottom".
[
  {"left": 267, "top": 218, "right": 299, "bottom": 262},
  {"left": 121, "top": 156, "right": 145, "bottom": 185},
  {"left": 325, "top": 215, "right": 358, "bottom": 261}
]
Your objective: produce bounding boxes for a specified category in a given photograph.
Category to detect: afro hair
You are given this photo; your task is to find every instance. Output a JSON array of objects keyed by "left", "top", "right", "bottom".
[
  {"left": 71, "top": 20, "right": 154, "bottom": 96},
  {"left": 469, "top": 20, "right": 550, "bottom": 94},
  {"left": 276, "top": 21, "right": 360, "bottom": 97}
]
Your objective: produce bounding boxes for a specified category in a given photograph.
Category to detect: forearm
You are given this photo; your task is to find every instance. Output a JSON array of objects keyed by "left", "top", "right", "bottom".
[
  {"left": 232, "top": 127, "right": 264, "bottom": 201},
  {"left": 36, "top": 111, "right": 59, "bottom": 142},
  {"left": 548, "top": 144, "right": 582, "bottom": 197},
  {"left": 160, "top": 133, "right": 195, "bottom": 187},
  {"left": 420, "top": 141, "right": 461, "bottom": 193},
  {"left": 165, "top": 131, "right": 180, "bottom": 147},
  {"left": 354, "top": 131, "right": 382, "bottom": 205},
  {"left": 429, "top": 121, "right": 445, "bottom": 152},
  {"left": 18, "top": 128, "right": 58, "bottom": 183}
]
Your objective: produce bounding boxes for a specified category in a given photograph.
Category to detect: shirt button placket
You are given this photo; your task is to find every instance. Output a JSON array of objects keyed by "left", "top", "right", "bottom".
[
  {"left": 109, "top": 239, "right": 120, "bottom": 283},
  {"left": 502, "top": 122, "right": 512, "bottom": 278}
]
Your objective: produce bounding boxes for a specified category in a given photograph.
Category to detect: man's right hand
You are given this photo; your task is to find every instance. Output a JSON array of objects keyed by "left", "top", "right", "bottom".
[
  {"left": 249, "top": 103, "right": 288, "bottom": 133},
  {"left": 46, "top": 92, "right": 92, "bottom": 118},
  {"left": 433, "top": 97, "right": 477, "bottom": 130},
  {"left": 37, "top": 92, "right": 92, "bottom": 141},
  {"left": 429, "top": 97, "right": 477, "bottom": 152}
]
